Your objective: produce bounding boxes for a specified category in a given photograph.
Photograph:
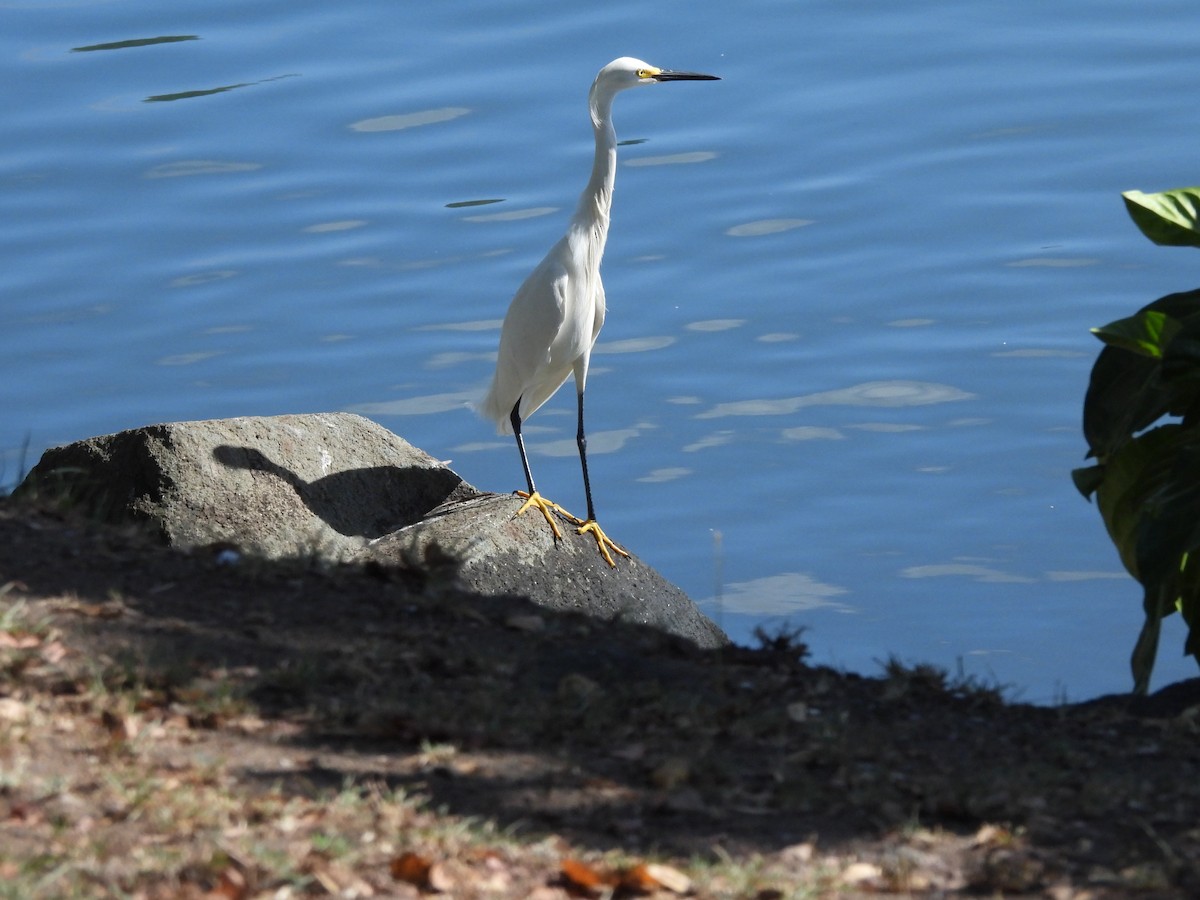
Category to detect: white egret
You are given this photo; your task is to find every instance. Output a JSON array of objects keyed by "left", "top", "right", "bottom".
[{"left": 480, "top": 57, "right": 718, "bottom": 566}]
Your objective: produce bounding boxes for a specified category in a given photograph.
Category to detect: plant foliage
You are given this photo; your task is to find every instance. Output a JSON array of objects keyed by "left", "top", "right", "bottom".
[{"left": 1075, "top": 186, "right": 1200, "bottom": 693}]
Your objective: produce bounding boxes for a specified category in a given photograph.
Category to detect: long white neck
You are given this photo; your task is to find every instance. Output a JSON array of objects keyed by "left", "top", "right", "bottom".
[{"left": 572, "top": 87, "right": 618, "bottom": 251}]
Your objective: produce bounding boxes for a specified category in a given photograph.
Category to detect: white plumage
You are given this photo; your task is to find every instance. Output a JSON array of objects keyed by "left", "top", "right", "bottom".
[{"left": 480, "top": 57, "right": 719, "bottom": 566}]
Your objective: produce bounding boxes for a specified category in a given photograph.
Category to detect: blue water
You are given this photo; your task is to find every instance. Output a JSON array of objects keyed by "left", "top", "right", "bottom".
[{"left": 4, "top": 0, "right": 1200, "bottom": 702}]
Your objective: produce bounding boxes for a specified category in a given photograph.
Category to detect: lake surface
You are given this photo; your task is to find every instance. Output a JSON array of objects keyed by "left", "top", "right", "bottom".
[{"left": 4, "top": 0, "right": 1200, "bottom": 702}]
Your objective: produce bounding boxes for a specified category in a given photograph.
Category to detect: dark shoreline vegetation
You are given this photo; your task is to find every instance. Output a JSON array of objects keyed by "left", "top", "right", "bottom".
[
  {"left": 1075, "top": 185, "right": 1200, "bottom": 694},
  {"left": 2, "top": 494, "right": 1200, "bottom": 898}
]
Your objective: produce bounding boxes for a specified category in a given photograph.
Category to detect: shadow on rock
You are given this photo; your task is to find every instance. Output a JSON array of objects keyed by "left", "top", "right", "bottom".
[{"left": 212, "top": 443, "right": 465, "bottom": 538}]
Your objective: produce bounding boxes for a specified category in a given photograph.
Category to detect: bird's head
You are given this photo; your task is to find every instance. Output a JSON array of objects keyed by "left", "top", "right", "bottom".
[{"left": 590, "top": 57, "right": 719, "bottom": 108}]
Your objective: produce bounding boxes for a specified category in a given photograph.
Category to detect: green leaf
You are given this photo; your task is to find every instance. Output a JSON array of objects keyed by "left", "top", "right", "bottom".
[
  {"left": 1091, "top": 309, "right": 1179, "bottom": 358},
  {"left": 1093, "top": 425, "right": 1184, "bottom": 581},
  {"left": 1123, "top": 187, "right": 1200, "bottom": 248},
  {"left": 1071, "top": 463, "right": 1105, "bottom": 500},
  {"left": 1082, "top": 289, "right": 1200, "bottom": 459}
]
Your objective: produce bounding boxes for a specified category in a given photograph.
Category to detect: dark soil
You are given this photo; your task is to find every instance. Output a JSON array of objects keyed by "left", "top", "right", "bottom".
[{"left": 2, "top": 495, "right": 1199, "bottom": 898}]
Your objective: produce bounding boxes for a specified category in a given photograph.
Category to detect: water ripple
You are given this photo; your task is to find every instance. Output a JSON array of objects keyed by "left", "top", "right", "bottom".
[{"left": 697, "top": 380, "right": 974, "bottom": 419}]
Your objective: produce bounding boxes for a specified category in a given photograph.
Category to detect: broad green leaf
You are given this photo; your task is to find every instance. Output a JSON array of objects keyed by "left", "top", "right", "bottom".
[
  {"left": 1123, "top": 187, "right": 1200, "bottom": 248},
  {"left": 1071, "top": 463, "right": 1104, "bottom": 500},
  {"left": 1091, "top": 309, "right": 1179, "bottom": 358},
  {"left": 1111, "top": 432, "right": 1200, "bottom": 691},
  {"left": 1093, "top": 424, "right": 1184, "bottom": 580},
  {"left": 1082, "top": 343, "right": 1167, "bottom": 459},
  {"left": 1082, "top": 289, "right": 1200, "bottom": 458}
]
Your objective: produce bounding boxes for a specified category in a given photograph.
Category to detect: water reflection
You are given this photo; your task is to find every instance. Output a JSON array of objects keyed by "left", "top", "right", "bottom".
[
  {"left": 538, "top": 426, "right": 643, "bottom": 457},
  {"left": 846, "top": 422, "right": 925, "bottom": 433},
  {"left": 72, "top": 36, "right": 199, "bottom": 53},
  {"left": 705, "top": 572, "right": 851, "bottom": 616},
  {"left": 683, "top": 431, "right": 734, "bottom": 452},
  {"left": 725, "top": 218, "right": 813, "bottom": 237},
  {"left": 338, "top": 251, "right": 510, "bottom": 272},
  {"left": 414, "top": 319, "right": 503, "bottom": 332},
  {"left": 638, "top": 467, "right": 691, "bottom": 483},
  {"left": 900, "top": 563, "right": 1035, "bottom": 584},
  {"left": 145, "top": 74, "right": 299, "bottom": 104},
  {"left": 1045, "top": 571, "right": 1127, "bottom": 583},
  {"left": 170, "top": 270, "right": 238, "bottom": 287},
  {"left": 144, "top": 161, "right": 261, "bottom": 179},
  {"left": 426, "top": 351, "right": 493, "bottom": 369},
  {"left": 347, "top": 391, "right": 477, "bottom": 416},
  {"left": 594, "top": 336, "right": 675, "bottom": 354},
  {"left": 145, "top": 83, "right": 253, "bottom": 103},
  {"left": 781, "top": 426, "right": 845, "bottom": 442},
  {"left": 1005, "top": 257, "right": 1098, "bottom": 268},
  {"left": 446, "top": 199, "right": 504, "bottom": 209},
  {"left": 685, "top": 318, "right": 744, "bottom": 332},
  {"left": 992, "top": 348, "right": 1085, "bottom": 359},
  {"left": 349, "top": 108, "right": 471, "bottom": 132},
  {"left": 697, "top": 380, "right": 974, "bottom": 419},
  {"left": 625, "top": 151, "right": 717, "bottom": 167},
  {"left": 303, "top": 220, "right": 367, "bottom": 234},
  {"left": 462, "top": 207, "right": 557, "bottom": 223},
  {"left": 156, "top": 351, "right": 224, "bottom": 367}
]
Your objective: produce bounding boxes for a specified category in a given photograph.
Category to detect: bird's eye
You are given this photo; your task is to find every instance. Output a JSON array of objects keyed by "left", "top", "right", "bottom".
[{"left": 636, "top": 69, "right": 652, "bottom": 79}]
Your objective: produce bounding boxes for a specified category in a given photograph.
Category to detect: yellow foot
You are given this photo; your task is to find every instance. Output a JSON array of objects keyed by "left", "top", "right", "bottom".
[
  {"left": 576, "top": 519, "right": 631, "bottom": 568},
  {"left": 514, "top": 490, "right": 566, "bottom": 540}
]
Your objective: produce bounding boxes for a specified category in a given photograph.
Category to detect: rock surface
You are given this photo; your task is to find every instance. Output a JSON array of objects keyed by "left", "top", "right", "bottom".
[
  {"left": 364, "top": 492, "right": 727, "bottom": 649},
  {"left": 19, "top": 413, "right": 726, "bottom": 649},
  {"left": 20, "top": 413, "right": 472, "bottom": 562}
]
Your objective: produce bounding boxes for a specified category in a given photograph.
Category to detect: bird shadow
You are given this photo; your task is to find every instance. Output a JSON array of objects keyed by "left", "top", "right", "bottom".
[{"left": 211, "top": 444, "right": 472, "bottom": 539}]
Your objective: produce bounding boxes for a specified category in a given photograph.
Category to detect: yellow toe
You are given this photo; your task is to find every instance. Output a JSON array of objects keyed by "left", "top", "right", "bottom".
[
  {"left": 514, "top": 490, "right": 563, "bottom": 540},
  {"left": 576, "top": 519, "right": 630, "bottom": 568}
]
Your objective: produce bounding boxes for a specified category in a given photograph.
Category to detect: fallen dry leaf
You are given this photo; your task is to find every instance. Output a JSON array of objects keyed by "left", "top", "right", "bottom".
[
  {"left": 642, "top": 863, "right": 692, "bottom": 894},
  {"left": 618, "top": 864, "right": 660, "bottom": 893},
  {"left": 39, "top": 639, "right": 68, "bottom": 664},
  {"left": 973, "top": 823, "right": 1013, "bottom": 847},
  {"left": 391, "top": 851, "right": 433, "bottom": 889},
  {"left": 840, "top": 861, "right": 883, "bottom": 886},
  {"left": 5, "top": 801, "right": 44, "bottom": 826},
  {"left": 560, "top": 858, "right": 614, "bottom": 895},
  {"left": 309, "top": 858, "right": 374, "bottom": 897},
  {"left": 780, "top": 842, "right": 815, "bottom": 864},
  {"left": 208, "top": 866, "right": 247, "bottom": 900},
  {"left": 0, "top": 631, "right": 40, "bottom": 649},
  {"left": 426, "top": 860, "right": 456, "bottom": 893},
  {"left": 65, "top": 600, "right": 125, "bottom": 619},
  {"left": 0, "top": 697, "right": 28, "bottom": 723},
  {"left": 100, "top": 709, "right": 140, "bottom": 742}
]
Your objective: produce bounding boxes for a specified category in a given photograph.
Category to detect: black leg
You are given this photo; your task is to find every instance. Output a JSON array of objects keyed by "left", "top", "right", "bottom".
[
  {"left": 576, "top": 389, "right": 597, "bottom": 522},
  {"left": 571, "top": 388, "right": 629, "bottom": 567},
  {"left": 511, "top": 400, "right": 537, "bottom": 496},
  {"left": 509, "top": 398, "right": 564, "bottom": 540}
]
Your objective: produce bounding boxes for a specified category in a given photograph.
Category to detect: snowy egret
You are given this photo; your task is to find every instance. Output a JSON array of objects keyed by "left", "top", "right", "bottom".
[{"left": 480, "top": 57, "right": 718, "bottom": 566}]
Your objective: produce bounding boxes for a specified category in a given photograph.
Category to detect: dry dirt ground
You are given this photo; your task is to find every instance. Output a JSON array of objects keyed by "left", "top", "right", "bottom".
[{"left": 2, "top": 496, "right": 1200, "bottom": 899}]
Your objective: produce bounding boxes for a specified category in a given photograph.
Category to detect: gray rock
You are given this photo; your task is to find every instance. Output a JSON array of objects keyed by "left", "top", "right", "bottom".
[
  {"left": 19, "top": 413, "right": 727, "bottom": 649},
  {"left": 19, "top": 412, "right": 474, "bottom": 561},
  {"left": 364, "top": 492, "right": 728, "bottom": 649}
]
